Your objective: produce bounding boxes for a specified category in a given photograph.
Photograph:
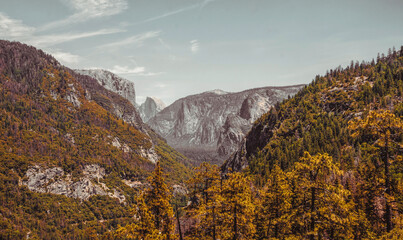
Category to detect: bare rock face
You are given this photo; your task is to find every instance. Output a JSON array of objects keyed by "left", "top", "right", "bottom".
[
  {"left": 239, "top": 93, "right": 273, "bottom": 121},
  {"left": 71, "top": 69, "right": 144, "bottom": 129},
  {"left": 147, "top": 85, "right": 305, "bottom": 163},
  {"left": 74, "top": 69, "right": 137, "bottom": 107},
  {"left": 137, "top": 146, "right": 159, "bottom": 164},
  {"left": 172, "top": 184, "right": 188, "bottom": 196},
  {"left": 217, "top": 114, "right": 249, "bottom": 156},
  {"left": 139, "top": 97, "right": 166, "bottom": 122},
  {"left": 23, "top": 164, "right": 125, "bottom": 203},
  {"left": 64, "top": 83, "right": 82, "bottom": 108}
]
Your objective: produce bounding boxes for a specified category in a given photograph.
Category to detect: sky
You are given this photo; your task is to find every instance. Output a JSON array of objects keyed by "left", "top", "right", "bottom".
[{"left": 1, "top": 0, "right": 403, "bottom": 105}]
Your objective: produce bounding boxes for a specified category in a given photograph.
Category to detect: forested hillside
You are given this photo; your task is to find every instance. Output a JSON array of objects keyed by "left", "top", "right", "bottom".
[
  {"left": 219, "top": 46, "right": 403, "bottom": 238},
  {"left": 114, "top": 48, "right": 403, "bottom": 240},
  {"left": 1, "top": 40, "right": 402, "bottom": 240},
  {"left": 0, "top": 40, "right": 190, "bottom": 239}
]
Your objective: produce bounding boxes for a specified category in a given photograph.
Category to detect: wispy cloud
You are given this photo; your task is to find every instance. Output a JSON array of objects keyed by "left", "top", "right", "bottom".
[
  {"left": 109, "top": 65, "right": 145, "bottom": 74},
  {"left": 0, "top": 11, "right": 123, "bottom": 48},
  {"left": 50, "top": 50, "right": 82, "bottom": 65},
  {"left": 0, "top": 12, "right": 35, "bottom": 38},
  {"left": 158, "top": 38, "right": 171, "bottom": 51},
  {"left": 135, "top": 0, "right": 216, "bottom": 25},
  {"left": 40, "top": 0, "right": 128, "bottom": 31},
  {"left": 155, "top": 82, "right": 167, "bottom": 88},
  {"left": 138, "top": 5, "right": 199, "bottom": 24},
  {"left": 98, "top": 31, "right": 161, "bottom": 49},
  {"left": 108, "top": 64, "right": 164, "bottom": 76},
  {"left": 0, "top": 12, "right": 124, "bottom": 67},
  {"left": 190, "top": 39, "right": 200, "bottom": 53},
  {"left": 31, "top": 28, "right": 125, "bottom": 47}
]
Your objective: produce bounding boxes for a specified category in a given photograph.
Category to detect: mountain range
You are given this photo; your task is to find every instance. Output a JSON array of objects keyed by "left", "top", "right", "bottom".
[
  {"left": 1, "top": 39, "right": 402, "bottom": 239},
  {"left": 147, "top": 85, "right": 304, "bottom": 164},
  {"left": 73, "top": 65, "right": 304, "bottom": 166}
]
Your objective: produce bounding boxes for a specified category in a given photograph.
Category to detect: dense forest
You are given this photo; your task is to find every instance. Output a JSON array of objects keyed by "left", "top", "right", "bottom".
[
  {"left": 116, "top": 47, "right": 403, "bottom": 239},
  {"left": 0, "top": 40, "right": 190, "bottom": 239},
  {"left": 0, "top": 40, "right": 402, "bottom": 239}
]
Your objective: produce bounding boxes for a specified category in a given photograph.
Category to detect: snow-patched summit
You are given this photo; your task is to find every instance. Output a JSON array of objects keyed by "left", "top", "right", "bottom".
[
  {"left": 139, "top": 97, "right": 166, "bottom": 122},
  {"left": 147, "top": 85, "right": 305, "bottom": 164},
  {"left": 74, "top": 69, "right": 137, "bottom": 107}
]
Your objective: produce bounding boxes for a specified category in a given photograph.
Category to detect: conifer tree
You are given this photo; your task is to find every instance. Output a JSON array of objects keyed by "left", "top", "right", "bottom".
[
  {"left": 349, "top": 110, "right": 403, "bottom": 232},
  {"left": 290, "top": 152, "right": 357, "bottom": 239},
  {"left": 145, "top": 161, "right": 175, "bottom": 239},
  {"left": 186, "top": 163, "right": 222, "bottom": 239},
  {"left": 221, "top": 172, "right": 256, "bottom": 240},
  {"left": 255, "top": 165, "right": 292, "bottom": 239},
  {"left": 115, "top": 193, "right": 161, "bottom": 240}
]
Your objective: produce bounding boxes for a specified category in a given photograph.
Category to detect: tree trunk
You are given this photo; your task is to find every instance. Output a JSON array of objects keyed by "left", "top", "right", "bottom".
[
  {"left": 233, "top": 204, "right": 238, "bottom": 240},
  {"left": 384, "top": 136, "right": 392, "bottom": 232},
  {"left": 212, "top": 206, "right": 216, "bottom": 240},
  {"left": 175, "top": 204, "right": 183, "bottom": 240},
  {"left": 310, "top": 186, "right": 316, "bottom": 240}
]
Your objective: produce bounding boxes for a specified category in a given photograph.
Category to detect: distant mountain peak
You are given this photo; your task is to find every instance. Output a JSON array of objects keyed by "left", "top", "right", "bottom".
[
  {"left": 147, "top": 96, "right": 166, "bottom": 109},
  {"left": 139, "top": 97, "right": 166, "bottom": 123}
]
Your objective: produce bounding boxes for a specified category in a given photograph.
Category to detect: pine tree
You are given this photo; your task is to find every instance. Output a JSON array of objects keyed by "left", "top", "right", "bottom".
[
  {"left": 349, "top": 110, "right": 403, "bottom": 232},
  {"left": 290, "top": 152, "right": 357, "bottom": 239},
  {"left": 145, "top": 162, "right": 175, "bottom": 239},
  {"left": 255, "top": 165, "right": 292, "bottom": 239},
  {"left": 186, "top": 163, "right": 222, "bottom": 239},
  {"left": 114, "top": 193, "right": 161, "bottom": 240},
  {"left": 220, "top": 172, "right": 256, "bottom": 240}
]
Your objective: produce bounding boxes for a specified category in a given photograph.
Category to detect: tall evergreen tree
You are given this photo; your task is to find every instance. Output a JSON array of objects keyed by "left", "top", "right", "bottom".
[
  {"left": 145, "top": 161, "right": 175, "bottom": 240},
  {"left": 255, "top": 165, "right": 292, "bottom": 239},
  {"left": 115, "top": 193, "right": 161, "bottom": 240},
  {"left": 290, "top": 152, "right": 357, "bottom": 239},
  {"left": 349, "top": 110, "right": 403, "bottom": 232},
  {"left": 186, "top": 163, "right": 222, "bottom": 239},
  {"left": 221, "top": 172, "right": 256, "bottom": 240}
]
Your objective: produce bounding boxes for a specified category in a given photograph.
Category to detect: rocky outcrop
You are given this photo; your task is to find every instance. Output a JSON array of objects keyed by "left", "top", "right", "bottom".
[
  {"left": 139, "top": 97, "right": 166, "bottom": 122},
  {"left": 137, "top": 146, "right": 159, "bottom": 164},
  {"left": 147, "top": 85, "right": 305, "bottom": 163},
  {"left": 172, "top": 184, "right": 188, "bottom": 196},
  {"left": 217, "top": 114, "right": 249, "bottom": 156},
  {"left": 22, "top": 164, "right": 125, "bottom": 203},
  {"left": 74, "top": 69, "right": 137, "bottom": 107}
]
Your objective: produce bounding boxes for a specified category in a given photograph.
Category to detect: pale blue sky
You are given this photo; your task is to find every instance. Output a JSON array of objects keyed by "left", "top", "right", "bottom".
[{"left": 1, "top": 0, "right": 403, "bottom": 105}]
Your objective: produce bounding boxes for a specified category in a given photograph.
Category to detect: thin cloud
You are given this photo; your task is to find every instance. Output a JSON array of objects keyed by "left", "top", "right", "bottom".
[
  {"left": 138, "top": 5, "right": 199, "bottom": 24},
  {"left": 190, "top": 40, "right": 200, "bottom": 53},
  {"left": 109, "top": 65, "right": 145, "bottom": 74},
  {"left": 134, "top": 0, "right": 216, "bottom": 25},
  {"left": 138, "top": 72, "right": 165, "bottom": 77},
  {"left": 0, "top": 12, "right": 35, "bottom": 38},
  {"left": 31, "top": 28, "right": 125, "bottom": 47},
  {"left": 50, "top": 50, "right": 82, "bottom": 65},
  {"left": 98, "top": 31, "right": 161, "bottom": 49},
  {"left": 40, "top": 0, "right": 128, "bottom": 31},
  {"left": 155, "top": 82, "right": 167, "bottom": 88},
  {"left": 0, "top": 11, "right": 123, "bottom": 49},
  {"left": 109, "top": 65, "right": 164, "bottom": 77},
  {"left": 158, "top": 38, "right": 171, "bottom": 51}
]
